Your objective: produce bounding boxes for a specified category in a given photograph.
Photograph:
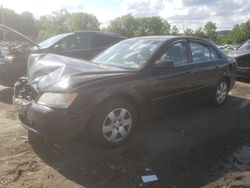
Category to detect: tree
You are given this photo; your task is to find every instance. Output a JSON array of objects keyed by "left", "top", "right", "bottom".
[
  {"left": 183, "top": 28, "right": 194, "bottom": 36},
  {"left": 134, "top": 17, "right": 171, "bottom": 36},
  {"left": 20, "top": 12, "right": 38, "bottom": 39},
  {"left": 106, "top": 14, "right": 137, "bottom": 37},
  {"left": 67, "top": 12, "right": 100, "bottom": 32},
  {"left": 194, "top": 27, "right": 205, "bottom": 38},
  {"left": 37, "top": 9, "right": 70, "bottom": 41},
  {"left": 106, "top": 15, "right": 171, "bottom": 37},
  {"left": 203, "top": 21, "right": 217, "bottom": 42},
  {"left": 37, "top": 9, "right": 100, "bottom": 41},
  {"left": 0, "top": 8, "right": 37, "bottom": 40},
  {"left": 171, "top": 25, "right": 179, "bottom": 35}
]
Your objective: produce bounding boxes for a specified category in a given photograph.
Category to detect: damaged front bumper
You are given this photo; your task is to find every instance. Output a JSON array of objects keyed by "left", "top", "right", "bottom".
[{"left": 14, "top": 78, "right": 91, "bottom": 138}]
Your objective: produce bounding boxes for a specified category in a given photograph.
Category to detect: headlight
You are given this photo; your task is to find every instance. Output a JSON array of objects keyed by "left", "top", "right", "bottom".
[{"left": 37, "top": 93, "right": 77, "bottom": 108}]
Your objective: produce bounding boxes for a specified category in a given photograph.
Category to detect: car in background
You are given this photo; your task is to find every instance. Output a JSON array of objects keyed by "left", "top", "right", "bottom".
[
  {"left": 228, "top": 39, "right": 250, "bottom": 78},
  {"left": 14, "top": 36, "right": 236, "bottom": 147},
  {"left": 32, "top": 31, "right": 126, "bottom": 60},
  {"left": 0, "top": 24, "right": 126, "bottom": 86}
]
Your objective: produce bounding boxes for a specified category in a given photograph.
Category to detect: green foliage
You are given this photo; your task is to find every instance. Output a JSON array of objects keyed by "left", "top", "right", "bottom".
[
  {"left": 183, "top": 28, "right": 194, "bottom": 36},
  {"left": 37, "top": 9, "right": 100, "bottom": 41},
  {"left": 171, "top": 25, "right": 179, "bottom": 35},
  {"left": 0, "top": 6, "right": 249, "bottom": 46},
  {"left": 194, "top": 27, "right": 206, "bottom": 38},
  {"left": 134, "top": 17, "right": 171, "bottom": 36},
  {"left": 183, "top": 22, "right": 217, "bottom": 42},
  {"left": 67, "top": 12, "right": 99, "bottom": 32},
  {"left": 106, "top": 15, "right": 170, "bottom": 37},
  {"left": 225, "top": 20, "right": 250, "bottom": 44},
  {"left": 203, "top": 21, "right": 217, "bottom": 41},
  {"left": 0, "top": 8, "right": 37, "bottom": 40},
  {"left": 106, "top": 14, "right": 137, "bottom": 37}
]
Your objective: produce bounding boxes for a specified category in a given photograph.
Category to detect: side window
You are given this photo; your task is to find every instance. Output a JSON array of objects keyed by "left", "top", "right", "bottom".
[
  {"left": 57, "top": 34, "right": 91, "bottom": 50},
  {"left": 210, "top": 48, "right": 220, "bottom": 60},
  {"left": 156, "top": 42, "right": 188, "bottom": 65},
  {"left": 91, "top": 35, "right": 121, "bottom": 48},
  {"left": 190, "top": 42, "right": 220, "bottom": 63},
  {"left": 57, "top": 36, "right": 76, "bottom": 50}
]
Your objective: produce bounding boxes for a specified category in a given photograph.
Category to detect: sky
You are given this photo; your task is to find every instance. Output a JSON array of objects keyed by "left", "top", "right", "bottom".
[{"left": 0, "top": 0, "right": 250, "bottom": 31}]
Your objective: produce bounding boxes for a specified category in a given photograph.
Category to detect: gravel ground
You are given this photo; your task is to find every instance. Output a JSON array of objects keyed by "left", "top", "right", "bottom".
[{"left": 0, "top": 81, "right": 250, "bottom": 188}]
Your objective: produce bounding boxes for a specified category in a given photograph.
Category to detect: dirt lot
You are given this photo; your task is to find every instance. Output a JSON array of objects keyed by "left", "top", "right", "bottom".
[{"left": 0, "top": 81, "right": 250, "bottom": 188}]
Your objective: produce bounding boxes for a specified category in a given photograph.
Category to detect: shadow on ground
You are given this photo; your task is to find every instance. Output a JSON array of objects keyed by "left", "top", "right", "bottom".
[
  {"left": 0, "top": 87, "right": 13, "bottom": 104},
  {"left": 29, "top": 95, "right": 250, "bottom": 188},
  {"left": 237, "top": 77, "right": 250, "bottom": 84}
]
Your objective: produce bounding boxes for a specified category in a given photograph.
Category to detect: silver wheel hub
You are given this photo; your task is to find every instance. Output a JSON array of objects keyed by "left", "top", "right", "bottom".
[
  {"left": 216, "top": 82, "right": 228, "bottom": 104},
  {"left": 102, "top": 108, "right": 132, "bottom": 143}
]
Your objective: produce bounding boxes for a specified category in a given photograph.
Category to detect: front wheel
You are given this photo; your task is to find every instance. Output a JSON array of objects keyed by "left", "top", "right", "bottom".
[
  {"left": 211, "top": 79, "right": 229, "bottom": 106},
  {"left": 90, "top": 98, "right": 137, "bottom": 147}
]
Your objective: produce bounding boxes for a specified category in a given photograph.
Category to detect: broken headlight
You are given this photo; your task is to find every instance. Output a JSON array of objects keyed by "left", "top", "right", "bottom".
[{"left": 37, "top": 93, "right": 77, "bottom": 108}]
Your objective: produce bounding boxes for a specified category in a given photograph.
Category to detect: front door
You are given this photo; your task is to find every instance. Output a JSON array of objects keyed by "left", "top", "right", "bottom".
[{"left": 146, "top": 41, "right": 194, "bottom": 103}]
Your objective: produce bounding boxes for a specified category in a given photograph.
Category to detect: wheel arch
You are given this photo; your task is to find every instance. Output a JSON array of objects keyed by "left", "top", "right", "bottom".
[
  {"left": 221, "top": 75, "right": 230, "bottom": 85},
  {"left": 94, "top": 92, "right": 141, "bottom": 116}
]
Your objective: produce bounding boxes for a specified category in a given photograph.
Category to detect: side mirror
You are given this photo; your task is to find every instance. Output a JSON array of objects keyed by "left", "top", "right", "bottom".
[{"left": 154, "top": 59, "right": 175, "bottom": 69}]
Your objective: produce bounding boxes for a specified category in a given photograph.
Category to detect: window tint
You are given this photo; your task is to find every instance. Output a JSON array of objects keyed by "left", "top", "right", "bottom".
[
  {"left": 190, "top": 42, "right": 220, "bottom": 63},
  {"left": 238, "top": 40, "right": 250, "bottom": 51},
  {"left": 157, "top": 42, "right": 188, "bottom": 65},
  {"left": 91, "top": 35, "right": 122, "bottom": 48},
  {"left": 38, "top": 33, "right": 71, "bottom": 49},
  {"left": 190, "top": 42, "right": 211, "bottom": 63},
  {"left": 57, "top": 34, "right": 91, "bottom": 50},
  {"left": 93, "top": 38, "right": 164, "bottom": 70},
  {"left": 210, "top": 48, "right": 219, "bottom": 60}
]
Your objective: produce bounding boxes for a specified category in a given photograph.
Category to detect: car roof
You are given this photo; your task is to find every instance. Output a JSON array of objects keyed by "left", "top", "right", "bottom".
[
  {"left": 130, "top": 35, "right": 209, "bottom": 41},
  {"left": 128, "top": 35, "right": 217, "bottom": 47},
  {"left": 74, "top": 30, "right": 127, "bottom": 39}
]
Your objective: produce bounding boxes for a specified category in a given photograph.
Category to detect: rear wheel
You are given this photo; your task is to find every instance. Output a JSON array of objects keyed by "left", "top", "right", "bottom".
[
  {"left": 211, "top": 79, "right": 229, "bottom": 106},
  {"left": 90, "top": 98, "right": 137, "bottom": 147}
]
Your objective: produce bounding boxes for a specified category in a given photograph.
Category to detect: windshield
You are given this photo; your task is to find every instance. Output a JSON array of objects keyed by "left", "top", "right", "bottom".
[
  {"left": 92, "top": 38, "right": 165, "bottom": 70},
  {"left": 38, "top": 33, "right": 72, "bottom": 49},
  {"left": 238, "top": 40, "right": 250, "bottom": 51}
]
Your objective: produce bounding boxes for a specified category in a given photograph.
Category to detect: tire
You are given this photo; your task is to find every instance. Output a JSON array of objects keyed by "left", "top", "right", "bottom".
[
  {"left": 90, "top": 98, "right": 137, "bottom": 147},
  {"left": 210, "top": 79, "right": 229, "bottom": 106}
]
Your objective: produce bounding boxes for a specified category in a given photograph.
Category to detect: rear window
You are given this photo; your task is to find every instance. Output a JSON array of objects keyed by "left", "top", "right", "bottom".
[{"left": 238, "top": 40, "right": 250, "bottom": 51}]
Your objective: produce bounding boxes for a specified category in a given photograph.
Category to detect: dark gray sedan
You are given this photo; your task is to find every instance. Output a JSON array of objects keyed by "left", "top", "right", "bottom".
[{"left": 14, "top": 36, "right": 237, "bottom": 147}]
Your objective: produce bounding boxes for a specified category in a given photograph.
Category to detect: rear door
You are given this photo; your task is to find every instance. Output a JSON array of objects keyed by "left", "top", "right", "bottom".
[{"left": 187, "top": 40, "right": 224, "bottom": 99}]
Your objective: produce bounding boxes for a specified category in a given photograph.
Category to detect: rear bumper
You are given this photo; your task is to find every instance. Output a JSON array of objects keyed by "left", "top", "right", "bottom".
[{"left": 14, "top": 98, "right": 91, "bottom": 138}]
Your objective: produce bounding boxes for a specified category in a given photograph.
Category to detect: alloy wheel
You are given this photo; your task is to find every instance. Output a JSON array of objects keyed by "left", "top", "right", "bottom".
[
  {"left": 102, "top": 108, "right": 132, "bottom": 143},
  {"left": 216, "top": 81, "right": 228, "bottom": 104}
]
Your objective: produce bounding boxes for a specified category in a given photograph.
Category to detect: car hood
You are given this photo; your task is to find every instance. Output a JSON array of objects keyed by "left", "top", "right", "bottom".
[
  {"left": 228, "top": 50, "right": 250, "bottom": 58},
  {"left": 27, "top": 54, "right": 131, "bottom": 92}
]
